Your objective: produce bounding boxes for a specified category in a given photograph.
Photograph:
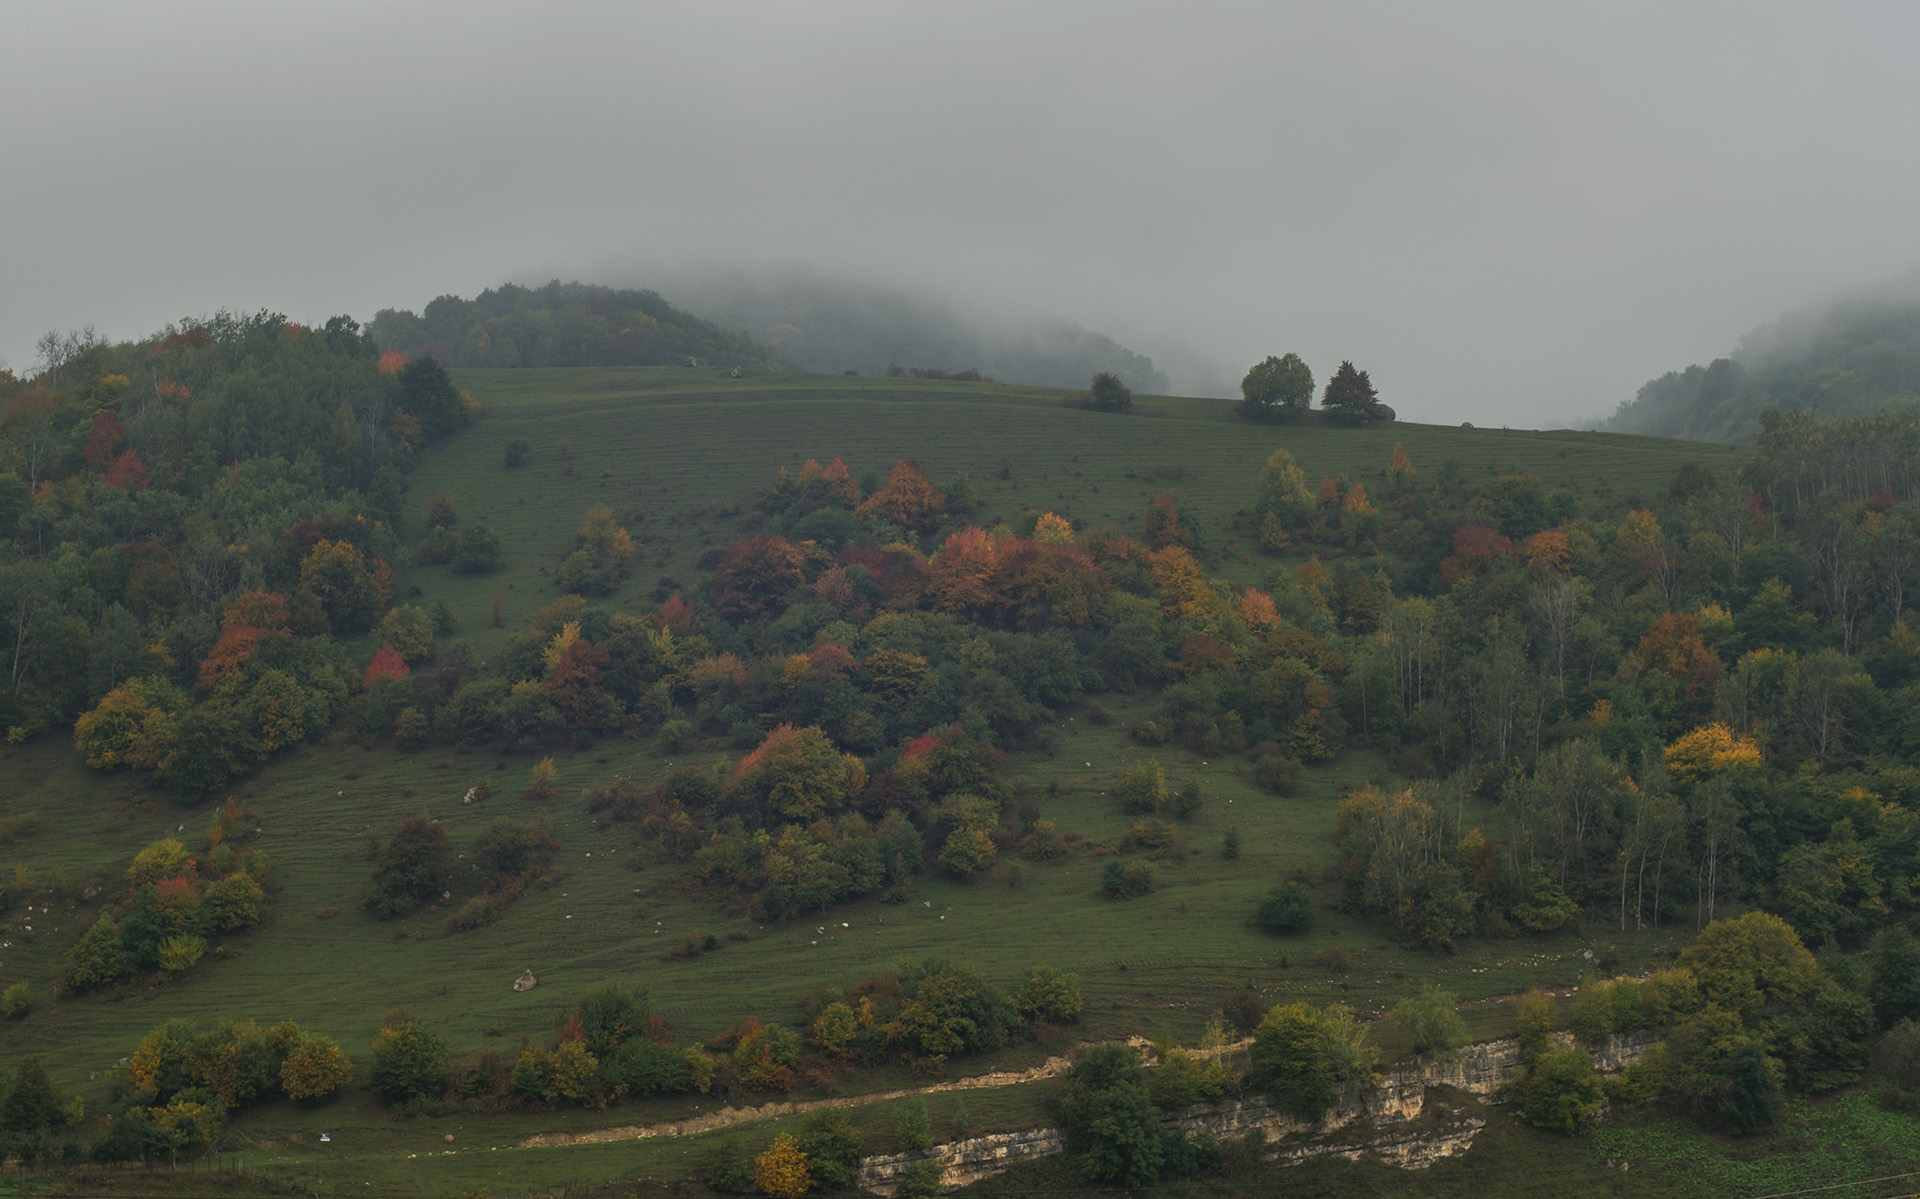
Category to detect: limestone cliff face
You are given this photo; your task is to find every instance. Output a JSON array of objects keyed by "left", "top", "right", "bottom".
[
  {"left": 858, "top": 1128, "right": 1068, "bottom": 1194},
  {"left": 853, "top": 1033, "right": 1654, "bottom": 1195}
]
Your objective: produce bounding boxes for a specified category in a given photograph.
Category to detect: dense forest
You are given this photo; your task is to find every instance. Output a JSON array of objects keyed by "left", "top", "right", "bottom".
[
  {"left": 660, "top": 269, "right": 1170, "bottom": 393},
  {"left": 0, "top": 311, "right": 469, "bottom": 787},
  {"left": 368, "top": 281, "right": 777, "bottom": 371},
  {"left": 1608, "top": 283, "right": 1920, "bottom": 441}
]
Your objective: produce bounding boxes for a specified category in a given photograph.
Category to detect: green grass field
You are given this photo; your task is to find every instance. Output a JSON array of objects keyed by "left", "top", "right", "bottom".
[{"left": 0, "top": 368, "right": 1743, "bottom": 1194}]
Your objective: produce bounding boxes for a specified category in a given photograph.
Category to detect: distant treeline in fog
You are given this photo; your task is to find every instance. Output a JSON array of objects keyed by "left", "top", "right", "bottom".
[
  {"left": 659, "top": 270, "right": 1169, "bottom": 394},
  {"left": 368, "top": 281, "right": 775, "bottom": 370},
  {"left": 1609, "top": 283, "right": 1920, "bottom": 442}
]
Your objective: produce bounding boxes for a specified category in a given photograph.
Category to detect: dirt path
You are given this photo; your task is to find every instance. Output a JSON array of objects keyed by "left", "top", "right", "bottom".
[{"left": 517, "top": 1035, "right": 1255, "bottom": 1149}]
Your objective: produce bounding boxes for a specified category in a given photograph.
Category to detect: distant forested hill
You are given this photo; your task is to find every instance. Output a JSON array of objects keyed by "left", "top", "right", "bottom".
[
  {"left": 1608, "top": 284, "right": 1920, "bottom": 442},
  {"left": 368, "top": 281, "right": 776, "bottom": 370},
  {"left": 660, "top": 270, "right": 1169, "bottom": 393}
]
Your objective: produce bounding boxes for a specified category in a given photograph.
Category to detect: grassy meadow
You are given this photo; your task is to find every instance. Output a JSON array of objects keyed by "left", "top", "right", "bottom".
[{"left": 0, "top": 368, "right": 1742, "bottom": 1193}]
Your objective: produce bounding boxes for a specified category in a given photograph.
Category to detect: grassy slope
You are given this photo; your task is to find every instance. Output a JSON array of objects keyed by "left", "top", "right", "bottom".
[{"left": 0, "top": 369, "right": 1741, "bottom": 1192}]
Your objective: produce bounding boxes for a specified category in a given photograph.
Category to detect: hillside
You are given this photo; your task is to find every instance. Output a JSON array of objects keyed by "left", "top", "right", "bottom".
[
  {"left": 368, "top": 280, "right": 777, "bottom": 371},
  {"left": 2, "top": 359, "right": 1918, "bottom": 1196},
  {"left": 658, "top": 269, "right": 1170, "bottom": 392},
  {"left": 1607, "top": 281, "right": 1920, "bottom": 441}
]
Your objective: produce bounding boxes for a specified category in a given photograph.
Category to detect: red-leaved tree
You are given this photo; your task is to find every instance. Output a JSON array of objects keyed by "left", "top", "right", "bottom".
[{"left": 364, "top": 644, "right": 410, "bottom": 688}]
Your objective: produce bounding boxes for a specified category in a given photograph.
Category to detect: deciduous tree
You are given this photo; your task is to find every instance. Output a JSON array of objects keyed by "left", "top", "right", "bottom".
[
  {"left": 1321, "top": 360, "right": 1379, "bottom": 422},
  {"left": 1239, "top": 353, "right": 1313, "bottom": 421}
]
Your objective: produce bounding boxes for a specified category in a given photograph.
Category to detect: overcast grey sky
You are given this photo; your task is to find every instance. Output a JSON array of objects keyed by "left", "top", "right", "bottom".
[{"left": 5, "top": 1, "right": 1918, "bottom": 425}]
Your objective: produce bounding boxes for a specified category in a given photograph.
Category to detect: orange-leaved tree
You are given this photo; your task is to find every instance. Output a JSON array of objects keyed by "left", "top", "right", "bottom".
[
  {"left": 1143, "top": 491, "right": 1196, "bottom": 551},
  {"left": 857, "top": 459, "right": 945, "bottom": 531},
  {"left": 1387, "top": 442, "right": 1414, "bottom": 488}
]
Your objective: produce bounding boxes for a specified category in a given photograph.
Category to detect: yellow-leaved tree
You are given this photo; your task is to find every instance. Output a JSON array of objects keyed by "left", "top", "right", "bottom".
[
  {"left": 754, "top": 1131, "right": 812, "bottom": 1198},
  {"left": 1663, "top": 723, "right": 1762, "bottom": 785}
]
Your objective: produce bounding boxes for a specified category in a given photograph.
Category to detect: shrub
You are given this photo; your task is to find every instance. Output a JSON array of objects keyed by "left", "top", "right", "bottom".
[
  {"left": 443, "top": 894, "right": 502, "bottom": 935},
  {"left": 1017, "top": 965, "right": 1083, "bottom": 1024},
  {"left": 126, "top": 838, "right": 188, "bottom": 888},
  {"left": 378, "top": 605, "right": 435, "bottom": 662},
  {"left": 1390, "top": 986, "right": 1467, "bottom": 1056},
  {"left": 893, "top": 1100, "right": 932, "bottom": 1151},
  {"left": 796, "top": 1107, "right": 864, "bottom": 1187},
  {"left": 1514, "top": 989, "right": 1557, "bottom": 1062},
  {"left": 1129, "top": 820, "right": 1178, "bottom": 849},
  {"left": 754, "top": 1132, "right": 812, "bottom": 1199},
  {"left": 810, "top": 1001, "right": 858, "bottom": 1058},
  {"left": 1314, "top": 947, "right": 1352, "bottom": 974},
  {"left": 1248, "top": 1003, "right": 1334, "bottom": 1120},
  {"left": 1569, "top": 974, "right": 1615, "bottom": 1045},
  {"left": 1060, "top": 1044, "right": 1161, "bottom": 1185},
  {"left": 2, "top": 981, "right": 30, "bottom": 1018},
  {"left": 1149, "top": 1046, "right": 1225, "bottom": 1109},
  {"left": 1223, "top": 988, "right": 1264, "bottom": 1033},
  {"left": 1222, "top": 827, "right": 1241, "bottom": 859},
  {"left": 1876, "top": 1019, "right": 1920, "bottom": 1111},
  {"left": 504, "top": 440, "right": 530, "bottom": 468},
  {"left": 453, "top": 524, "right": 502, "bottom": 573},
  {"left": 1125, "top": 860, "right": 1156, "bottom": 895},
  {"left": 202, "top": 871, "right": 266, "bottom": 932},
  {"left": 1116, "top": 759, "right": 1168, "bottom": 814},
  {"left": 156, "top": 935, "right": 208, "bottom": 972},
  {"left": 1252, "top": 751, "right": 1300, "bottom": 795},
  {"left": 732, "top": 1018, "right": 803, "bottom": 1092},
  {"left": 606, "top": 1039, "right": 689, "bottom": 1096},
  {"left": 700, "top": 1137, "right": 753, "bottom": 1193},
  {"left": 281, "top": 1037, "right": 352, "bottom": 1103},
  {"left": 1254, "top": 881, "right": 1313, "bottom": 935},
  {"left": 470, "top": 816, "right": 552, "bottom": 878},
  {"left": 1105, "top": 859, "right": 1156, "bottom": 898},
  {"left": 368, "top": 816, "right": 452, "bottom": 919},
  {"left": 1521, "top": 1047, "right": 1603, "bottom": 1133},
  {"left": 1169, "top": 782, "right": 1204, "bottom": 820},
  {"left": 370, "top": 1015, "right": 448, "bottom": 1105},
  {"left": 896, "top": 1160, "right": 944, "bottom": 1198}
]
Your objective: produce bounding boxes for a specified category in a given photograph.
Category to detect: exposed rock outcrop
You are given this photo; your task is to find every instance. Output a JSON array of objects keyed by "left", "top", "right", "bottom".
[{"left": 854, "top": 1032, "right": 1654, "bottom": 1195}]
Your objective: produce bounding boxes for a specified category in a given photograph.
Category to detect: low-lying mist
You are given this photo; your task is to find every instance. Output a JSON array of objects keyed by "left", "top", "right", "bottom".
[{"left": 642, "top": 266, "right": 1233, "bottom": 397}]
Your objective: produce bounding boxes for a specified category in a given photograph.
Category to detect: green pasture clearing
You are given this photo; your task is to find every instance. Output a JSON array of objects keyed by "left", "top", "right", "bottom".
[{"left": 0, "top": 367, "right": 1722, "bottom": 1194}]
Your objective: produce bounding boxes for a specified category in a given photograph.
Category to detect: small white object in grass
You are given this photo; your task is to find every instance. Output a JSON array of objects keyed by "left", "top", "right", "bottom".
[
  {"left": 320, "top": 1133, "right": 330, "bottom": 1142},
  {"left": 841, "top": 922, "right": 849, "bottom": 928}
]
